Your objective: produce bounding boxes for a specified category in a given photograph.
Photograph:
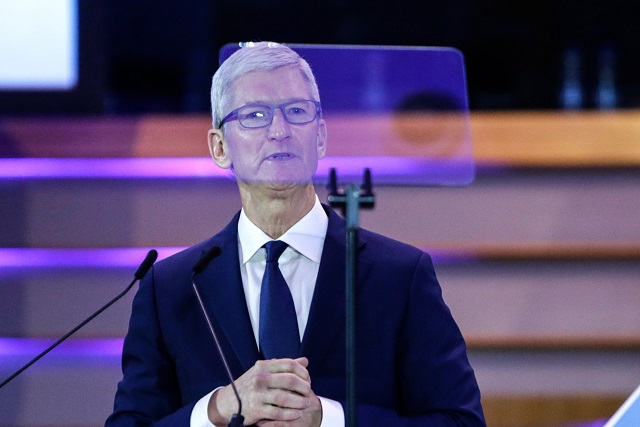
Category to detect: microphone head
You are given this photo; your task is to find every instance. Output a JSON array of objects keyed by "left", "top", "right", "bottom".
[
  {"left": 193, "top": 246, "right": 222, "bottom": 274},
  {"left": 134, "top": 249, "right": 158, "bottom": 280}
]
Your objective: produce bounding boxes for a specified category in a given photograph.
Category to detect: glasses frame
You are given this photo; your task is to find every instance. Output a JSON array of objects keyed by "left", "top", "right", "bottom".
[{"left": 217, "top": 99, "right": 322, "bottom": 129}]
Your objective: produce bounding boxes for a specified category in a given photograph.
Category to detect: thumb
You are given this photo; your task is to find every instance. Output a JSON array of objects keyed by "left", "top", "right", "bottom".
[
  {"left": 294, "top": 357, "right": 309, "bottom": 368},
  {"left": 294, "top": 357, "right": 311, "bottom": 384}
]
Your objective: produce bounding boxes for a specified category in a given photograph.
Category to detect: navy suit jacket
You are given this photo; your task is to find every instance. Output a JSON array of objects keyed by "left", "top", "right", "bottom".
[{"left": 106, "top": 206, "right": 485, "bottom": 426}]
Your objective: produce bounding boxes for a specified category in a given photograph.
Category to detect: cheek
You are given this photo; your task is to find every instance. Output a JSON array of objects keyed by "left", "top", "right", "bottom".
[{"left": 226, "top": 134, "right": 263, "bottom": 165}]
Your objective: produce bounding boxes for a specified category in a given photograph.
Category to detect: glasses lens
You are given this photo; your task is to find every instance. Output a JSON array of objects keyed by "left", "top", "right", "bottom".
[
  {"left": 235, "top": 101, "right": 319, "bottom": 128},
  {"left": 283, "top": 100, "right": 318, "bottom": 124},
  {"left": 237, "top": 105, "right": 272, "bottom": 128}
]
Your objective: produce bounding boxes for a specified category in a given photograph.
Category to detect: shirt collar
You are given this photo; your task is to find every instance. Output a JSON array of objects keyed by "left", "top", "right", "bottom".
[{"left": 238, "top": 196, "right": 328, "bottom": 264}]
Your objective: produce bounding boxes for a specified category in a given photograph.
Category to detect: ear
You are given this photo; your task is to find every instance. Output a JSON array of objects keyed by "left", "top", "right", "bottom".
[
  {"left": 208, "top": 128, "right": 232, "bottom": 169},
  {"left": 316, "top": 118, "right": 328, "bottom": 159}
]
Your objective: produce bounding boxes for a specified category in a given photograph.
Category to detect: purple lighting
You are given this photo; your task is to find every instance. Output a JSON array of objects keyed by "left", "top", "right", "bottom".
[
  {"left": 0, "top": 158, "right": 232, "bottom": 179},
  {"left": 0, "top": 338, "right": 124, "bottom": 357},
  {"left": 318, "top": 156, "right": 474, "bottom": 186},
  {"left": 0, "top": 247, "right": 185, "bottom": 268},
  {"left": 0, "top": 247, "right": 470, "bottom": 269},
  {"left": 0, "top": 156, "right": 474, "bottom": 185}
]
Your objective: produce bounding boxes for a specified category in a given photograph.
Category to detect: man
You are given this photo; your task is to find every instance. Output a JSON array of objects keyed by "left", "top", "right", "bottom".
[{"left": 106, "top": 42, "right": 485, "bottom": 427}]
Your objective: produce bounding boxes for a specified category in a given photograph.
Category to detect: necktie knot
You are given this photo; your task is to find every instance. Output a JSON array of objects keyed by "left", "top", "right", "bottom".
[{"left": 264, "top": 240, "right": 288, "bottom": 263}]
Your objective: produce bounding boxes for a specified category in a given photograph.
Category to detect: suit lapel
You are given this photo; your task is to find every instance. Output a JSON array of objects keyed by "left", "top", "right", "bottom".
[
  {"left": 301, "top": 206, "right": 368, "bottom": 370},
  {"left": 196, "top": 213, "right": 260, "bottom": 375}
]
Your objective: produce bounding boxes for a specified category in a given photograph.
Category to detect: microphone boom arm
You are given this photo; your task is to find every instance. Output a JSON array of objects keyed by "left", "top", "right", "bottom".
[
  {"left": 192, "top": 246, "right": 245, "bottom": 427},
  {"left": 0, "top": 249, "right": 158, "bottom": 390}
]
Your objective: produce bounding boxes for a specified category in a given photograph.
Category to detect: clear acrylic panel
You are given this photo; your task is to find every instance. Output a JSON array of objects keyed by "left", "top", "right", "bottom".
[{"left": 219, "top": 43, "right": 473, "bottom": 186}]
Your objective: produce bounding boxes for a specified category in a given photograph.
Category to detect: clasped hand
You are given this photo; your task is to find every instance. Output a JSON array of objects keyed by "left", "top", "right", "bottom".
[{"left": 208, "top": 357, "right": 322, "bottom": 426}]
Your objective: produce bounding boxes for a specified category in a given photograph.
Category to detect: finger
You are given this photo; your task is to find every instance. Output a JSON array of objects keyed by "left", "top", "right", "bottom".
[
  {"left": 252, "top": 399, "right": 305, "bottom": 425},
  {"left": 294, "top": 357, "right": 309, "bottom": 368},
  {"left": 256, "top": 419, "right": 295, "bottom": 427},
  {"left": 260, "top": 359, "right": 310, "bottom": 382},
  {"left": 264, "top": 387, "right": 312, "bottom": 410},
  {"left": 267, "top": 373, "right": 312, "bottom": 397},
  {"left": 256, "top": 421, "right": 299, "bottom": 427}
]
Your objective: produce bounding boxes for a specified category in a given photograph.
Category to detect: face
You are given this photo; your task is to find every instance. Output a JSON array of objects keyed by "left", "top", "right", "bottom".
[{"left": 208, "top": 66, "right": 327, "bottom": 188}]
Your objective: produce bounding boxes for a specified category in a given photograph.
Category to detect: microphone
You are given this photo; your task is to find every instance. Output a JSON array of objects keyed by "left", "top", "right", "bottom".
[
  {"left": 193, "top": 246, "right": 221, "bottom": 274},
  {"left": 191, "top": 246, "right": 244, "bottom": 427},
  {"left": 0, "top": 249, "right": 158, "bottom": 390},
  {"left": 135, "top": 249, "right": 159, "bottom": 280}
]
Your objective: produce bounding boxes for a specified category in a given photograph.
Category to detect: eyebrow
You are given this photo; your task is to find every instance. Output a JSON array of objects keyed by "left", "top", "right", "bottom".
[{"left": 239, "top": 97, "right": 311, "bottom": 106}]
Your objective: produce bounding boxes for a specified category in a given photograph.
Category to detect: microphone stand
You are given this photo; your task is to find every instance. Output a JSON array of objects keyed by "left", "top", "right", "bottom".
[
  {"left": 327, "top": 168, "right": 375, "bottom": 427},
  {"left": 0, "top": 249, "right": 158, "bottom": 390},
  {"left": 192, "top": 247, "right": 245, "bottom": 427}
]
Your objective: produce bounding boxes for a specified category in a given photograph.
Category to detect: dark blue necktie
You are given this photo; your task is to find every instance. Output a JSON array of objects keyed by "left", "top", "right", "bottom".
[{"left": 259, "top": 240, "right": 300, "bottom": 359}]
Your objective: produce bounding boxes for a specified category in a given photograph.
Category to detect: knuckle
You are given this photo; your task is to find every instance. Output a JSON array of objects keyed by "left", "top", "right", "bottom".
[
  {"left": 280, "top": 374, "right": 294, "bottom": 387},
  {"left": 249, "top": 371, "right": 268, "bottom": 389},
  {"left": 273, "top": 393, "right": 287, "bottom": 407}
]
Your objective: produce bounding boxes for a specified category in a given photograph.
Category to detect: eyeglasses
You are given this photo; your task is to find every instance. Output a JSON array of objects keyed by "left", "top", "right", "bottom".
[{"left": 218, "top": 99, "right": 322, "bottom": 129}]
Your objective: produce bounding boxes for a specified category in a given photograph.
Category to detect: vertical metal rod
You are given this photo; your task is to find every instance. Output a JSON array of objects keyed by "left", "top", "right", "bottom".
[{"left": 345, "top": 184, "right": 359, "bottom": 427}]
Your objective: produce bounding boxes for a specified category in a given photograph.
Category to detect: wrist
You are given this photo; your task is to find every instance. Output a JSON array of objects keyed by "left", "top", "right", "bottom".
[{"left": 207, "top": 389, "right": 229, "bottom": 427}]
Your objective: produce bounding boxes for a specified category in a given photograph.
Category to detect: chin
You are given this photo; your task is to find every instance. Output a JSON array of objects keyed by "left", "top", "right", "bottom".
[
  {"left": 249, "top": 174, "right": 312, "bottom": 192},
  {"left": 262, "top": 169, "right": 314, "bottom": 186},
  {"left": 237, "top": 165, "right": 316, "bottom": 189},
  {"left": 265, "top": 177, "right": 309, "bottom": 188}
]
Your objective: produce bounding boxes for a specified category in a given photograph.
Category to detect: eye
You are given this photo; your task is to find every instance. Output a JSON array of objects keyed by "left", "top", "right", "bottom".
[
  {"left": 241, "top": 109, "right": 267, "bottom": 120},
  {"left": 285, "top": 102, "right": 312, "bottom": 116},
  {"left": 231, "top": 104, "right": 275, "bottom": 128},
  {"left": 286, "top": 107, "right": 306, "bottom": 115}
]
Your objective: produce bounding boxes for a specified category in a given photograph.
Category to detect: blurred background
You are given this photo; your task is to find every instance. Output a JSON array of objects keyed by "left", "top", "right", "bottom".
[
  {"left": 1, "top": 1, "right": 640, "bottom": 427},
  {"left": 1, "top": 0, "right": 640, "bottom": 114}
]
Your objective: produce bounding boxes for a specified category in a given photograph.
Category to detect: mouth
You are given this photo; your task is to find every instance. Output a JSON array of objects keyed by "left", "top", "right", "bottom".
[{"left": 267, "top": 152, "right": 295, "bottom": 161}]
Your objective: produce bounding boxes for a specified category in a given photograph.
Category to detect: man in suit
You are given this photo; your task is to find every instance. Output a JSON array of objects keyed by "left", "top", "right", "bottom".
[{"left": 106, "top": 42, "right": 485, "bottom": 427}]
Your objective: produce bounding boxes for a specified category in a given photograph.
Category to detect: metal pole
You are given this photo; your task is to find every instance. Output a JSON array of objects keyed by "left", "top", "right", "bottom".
[
  {"left": 327, "top": 168, "right": 375, "bottom": 427},
  {"left": 345, "top": 184, "right": 359, "bottom": 427}
]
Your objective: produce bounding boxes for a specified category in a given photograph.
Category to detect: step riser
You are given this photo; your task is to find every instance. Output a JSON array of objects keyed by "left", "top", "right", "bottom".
[
  {"left": 2, "top": 261, "right": 639, "bottom": 338},
  {"left": 2, "top": 171, "right": 640, "bottom": 248}
]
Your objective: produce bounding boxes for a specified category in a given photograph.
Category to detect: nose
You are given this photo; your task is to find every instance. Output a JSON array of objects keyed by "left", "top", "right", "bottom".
[{"left": 267, "top": 107, "right": 291, "bottom": 141}]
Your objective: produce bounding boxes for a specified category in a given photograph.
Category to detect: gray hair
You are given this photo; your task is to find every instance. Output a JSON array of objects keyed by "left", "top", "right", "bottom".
[{"left": 210, "top": 42, "right": 321, "bottom": 129}]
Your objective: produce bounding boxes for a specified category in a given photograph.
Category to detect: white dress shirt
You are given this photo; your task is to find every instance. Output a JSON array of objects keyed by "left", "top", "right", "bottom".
[{"left": 191, "top": 196, "right": 345, "bottom": 427}]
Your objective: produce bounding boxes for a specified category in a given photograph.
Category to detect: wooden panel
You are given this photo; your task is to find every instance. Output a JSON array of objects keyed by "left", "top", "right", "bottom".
[
  {"left": 482, "top": 395, "right": 625, "bottom": 427},
  {"left": 420, "top": 242, "right": 640, "bottom": 261},
  {"left": 467, "top": 334, "right": 640, "bottom": 351},
  {"left": 0, "top": 115, "right": 211, "bottom": 158},
  {"left": 472, "top": 110, "right": 640, "bottom": 167},
  {"left": 2, "top": 111, "right": 640, "bottom": 167}
]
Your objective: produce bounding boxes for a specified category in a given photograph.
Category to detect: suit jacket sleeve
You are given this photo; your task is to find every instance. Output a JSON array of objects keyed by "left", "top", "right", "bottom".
[{"left": 105, "top": 266, "right": 195, "bottom": 427}]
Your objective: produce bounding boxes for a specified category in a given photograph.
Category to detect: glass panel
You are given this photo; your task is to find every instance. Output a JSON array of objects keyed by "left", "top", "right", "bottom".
[{"left": 219, "top": 43, "right": 473, "bottom": 186}]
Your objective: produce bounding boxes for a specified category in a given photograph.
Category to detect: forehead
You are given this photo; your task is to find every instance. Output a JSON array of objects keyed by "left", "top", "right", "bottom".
[{"left": 229, "top": 66, "right": 313, "bottom": 107}]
